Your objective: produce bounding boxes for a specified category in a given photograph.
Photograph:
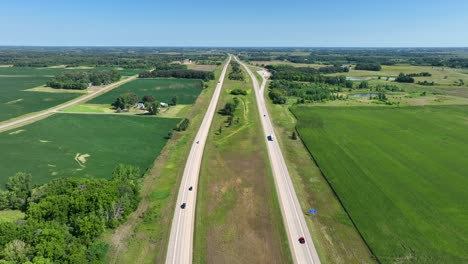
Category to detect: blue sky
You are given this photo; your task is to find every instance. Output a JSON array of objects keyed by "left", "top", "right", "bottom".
[{"left": 1, "top": 0, "right": 467, "bottom": 47}]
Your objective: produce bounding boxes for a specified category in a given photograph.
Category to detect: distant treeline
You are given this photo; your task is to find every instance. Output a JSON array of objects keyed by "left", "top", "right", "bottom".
[
  {"left": 139, "top": 67, "right": 214, "bottom": 81},
  {"left": 395, "top": 73, "right": 415, "bottom": 83},
  {"left": 238, "top": 48, "right": 468, "bottom": 69},
  {"left": 355, "top": 63, "right": 382, "bottom": 71},
  {"left": 407, "top": 72, "right": 432, "bottom": 77},
  {"left": 266, "top": 65, "right": 353, "bottom": 104},
  {"left": 47, "top": 70, "right": 121, "bottom": 89},
  {"left": 0, "top": 47, "right": 226, "bottom": 68},
  {"left": 265, "top": 65, "right": 351, "bottom": 86}
]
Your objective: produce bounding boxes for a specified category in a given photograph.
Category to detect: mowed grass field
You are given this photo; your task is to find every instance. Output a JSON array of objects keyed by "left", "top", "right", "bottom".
[
  {"left": 0, "top": 113, "right": 179, "bottom": 189},
  {"left": 292, "top": 105, "right": 468, "bottom": 263},
  {"left": 89, "top": 78, "right": 203, "bottom": 105},
  {"left": 194, "top": 66, "right": 291, "bottom": 263},
  {"left": 0, "top": 77, "right": 82, "bottom": 122}
]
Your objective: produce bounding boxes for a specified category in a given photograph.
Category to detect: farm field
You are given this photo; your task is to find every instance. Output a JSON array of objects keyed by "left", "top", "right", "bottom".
[
  {"left": 0, "top": 113, "right": 179, "bottom": 189},
  {"left": 0, "top": 66, "right": 144, "bottom": 76},
  {"left": 193, "top": 65, "right": 291, "bottom": 263},
  {"left": 0, "top": 76, "right": 82, "bottom": 122},
  {"left": 327, "top": 64, "right": 468, "bottom": 88},
  {"left": 264, "top": 95, "right": 373, "bottom": 262},
  {"left": 88, "top": 78, "right": 203, "bottom": 105},
  {"left": 292, "top": 105, "right": 468, "bottom": 263}
]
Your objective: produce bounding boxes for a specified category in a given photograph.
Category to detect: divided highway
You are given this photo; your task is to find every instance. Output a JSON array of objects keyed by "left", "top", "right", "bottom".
[
  {"left": 0, "top": 76, "right": 138, "bottom": 133},
  {"left": 165, "top": 56, "right": 231, "bottom": 264},
  {"left": 236, "top": 57, "right": 321, "bottom": 264}
]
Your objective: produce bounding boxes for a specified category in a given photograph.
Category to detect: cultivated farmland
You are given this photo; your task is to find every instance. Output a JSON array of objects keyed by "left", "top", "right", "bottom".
[
  {"left": 89, "top": 78, "right": 203, "bottom": 105},
  {"left": 0, "top": 113, "right": 179, "bottom": 188},
  {"left": 292, "top": 105, "right": 468, "bottom": 263},
  {"left": 0, "top": 66, "right": 143, "bottom": 76},
  {"left": 0, "top": 76, "right": 82, "bottom": 122}
]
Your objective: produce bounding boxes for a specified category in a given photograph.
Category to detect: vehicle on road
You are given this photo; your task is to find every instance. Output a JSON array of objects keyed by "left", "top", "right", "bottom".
[
  {"left": 299, "top": 237, "right": 305, "bottom": 244},
  {"left": 189, "top": 186, "right": 193, "bottom": 191},
  {"left": 267, "top": 135, "right": 273, "bottom": 141},
  {"left": 181, "top": 203, "right": 186, "bottom": 209}
]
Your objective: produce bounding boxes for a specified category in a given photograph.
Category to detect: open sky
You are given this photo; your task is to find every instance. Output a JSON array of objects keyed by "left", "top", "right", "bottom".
[{"left": 1, "top": 0, "right": 467, "bottom": 47}]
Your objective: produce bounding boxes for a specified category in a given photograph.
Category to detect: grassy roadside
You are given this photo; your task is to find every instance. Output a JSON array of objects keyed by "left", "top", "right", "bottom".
[
  {"left": 262, "top": 80, "right": 375, "bottom": 263},
  {"left": 102, "top": 65, "right": 225, "bottom": 264},
  {"left": 193, "top": 65, "right": 292, "bottom": 263}
]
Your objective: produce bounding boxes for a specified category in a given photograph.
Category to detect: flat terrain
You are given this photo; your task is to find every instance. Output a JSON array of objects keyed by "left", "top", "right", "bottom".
[
  {"left": 103, "top": 65, "right": 225, "bottom": 264},
  {"left": 0, "top": 66, "right": 144, "bottom": 76},
  {"left": 89, "top": 78, "right": 202, "bottom": 105},
  {"left": 265, "top": 94, "right": 374, "bottom": 263},
  {"left": 0, "top": 113, "right": 179, "bottom": 188},
  {"left": 193, "top": 65, "right": 291, "bottom": 263},
  {"left": 292, "top": 105, "right": 468, "bottom": 263},
  {"left": 0, "top": 76, "right": 82, "bottom": 122},
  {"left": 327, "top": 64, "right": 468, "bottom": 88}
]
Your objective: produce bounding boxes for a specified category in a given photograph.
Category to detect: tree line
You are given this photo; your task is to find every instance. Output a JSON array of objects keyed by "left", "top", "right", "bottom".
[
  {"left": 355, "top": 63, "right": 382, "bottom": 71},
  {"left": 237, "top": 48, "right": 468, "bottom": 69},
  {"left": 228, "top": 61, "right": 244, "bottom": 81},
  {"left": 0, "top": 165, "right": 142, "bottom": 263},
  {"left": 47, "top": 70, "right": 121, "bottom": 90},
  {"left": 0, "top": 47, "right": 227, "bottom": 68},
  {"left": 138, "top": 69, "right": 214, "bottom": 81}
]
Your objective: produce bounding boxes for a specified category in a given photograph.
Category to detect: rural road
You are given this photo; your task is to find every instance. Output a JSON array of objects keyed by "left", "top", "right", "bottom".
[
  {"left": 165, "top": 56, "right": 231, "bottom": 264},
  {"left": 236, "top": 57, "right": 321, "bottom": 264},
  {"left": 0, "top": 76, "right": 137, "bottom": 133}
]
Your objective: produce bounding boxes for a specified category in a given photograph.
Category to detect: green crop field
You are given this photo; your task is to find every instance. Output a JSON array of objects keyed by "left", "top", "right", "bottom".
[
  {"left": 0, "top": 114, "right": 179, "bottom": 189},
  {"left": 89, "top": 78, "right": 203, "bottom": 105},
  {"left": 292, "top": 105, "right": 468, "bottom": 263},
  {"left": 0, "top": 66, "right": 144, "bottom": 76},
  {"left": 0, "top": 77, "right": 82, "bottom": 122},
  {"left": 0, "top": 67, "right": 65, "bottom": 76}
]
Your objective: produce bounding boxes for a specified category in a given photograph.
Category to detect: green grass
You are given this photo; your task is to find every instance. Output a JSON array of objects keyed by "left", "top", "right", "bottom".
[
  {"left": 0, "top": 210, "right": 25, "bottom": 223},
  {"left": 264, "top": 93, "right": 374, "bottom": 262},
  {"left": 103, "top": 64, "right": 225, "bottom": 264},
  {"left": 62, "top": 104, "right": 113, "bottom": 113},
  {"left": 0, "top": 114, "right": 179, "bottom": 189},
  {"left": 292, "top": 105, "right": 468, "bottom": 263},
  {"left": 193, "top": 64, "right": 291, "bottom": 263},
  {"left": 0, "top": 77, "right": 82, "bottom": 122},
  {"left": 93, "top": 67, "right": 145, "bottom": 76},
  {"left": 0, "top": 67, "right": 66, "bottom": 76},
  {"left": 89, "top": 78, "right": 203, "bottom": 105}
]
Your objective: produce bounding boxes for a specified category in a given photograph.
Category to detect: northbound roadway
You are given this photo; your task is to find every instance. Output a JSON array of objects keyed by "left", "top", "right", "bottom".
[
  {"left": 237, "top": 57, "right": 321, "bottom": 264},
  {"left": 165, "top": 56, "right": 231, "bottom": 264}
]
